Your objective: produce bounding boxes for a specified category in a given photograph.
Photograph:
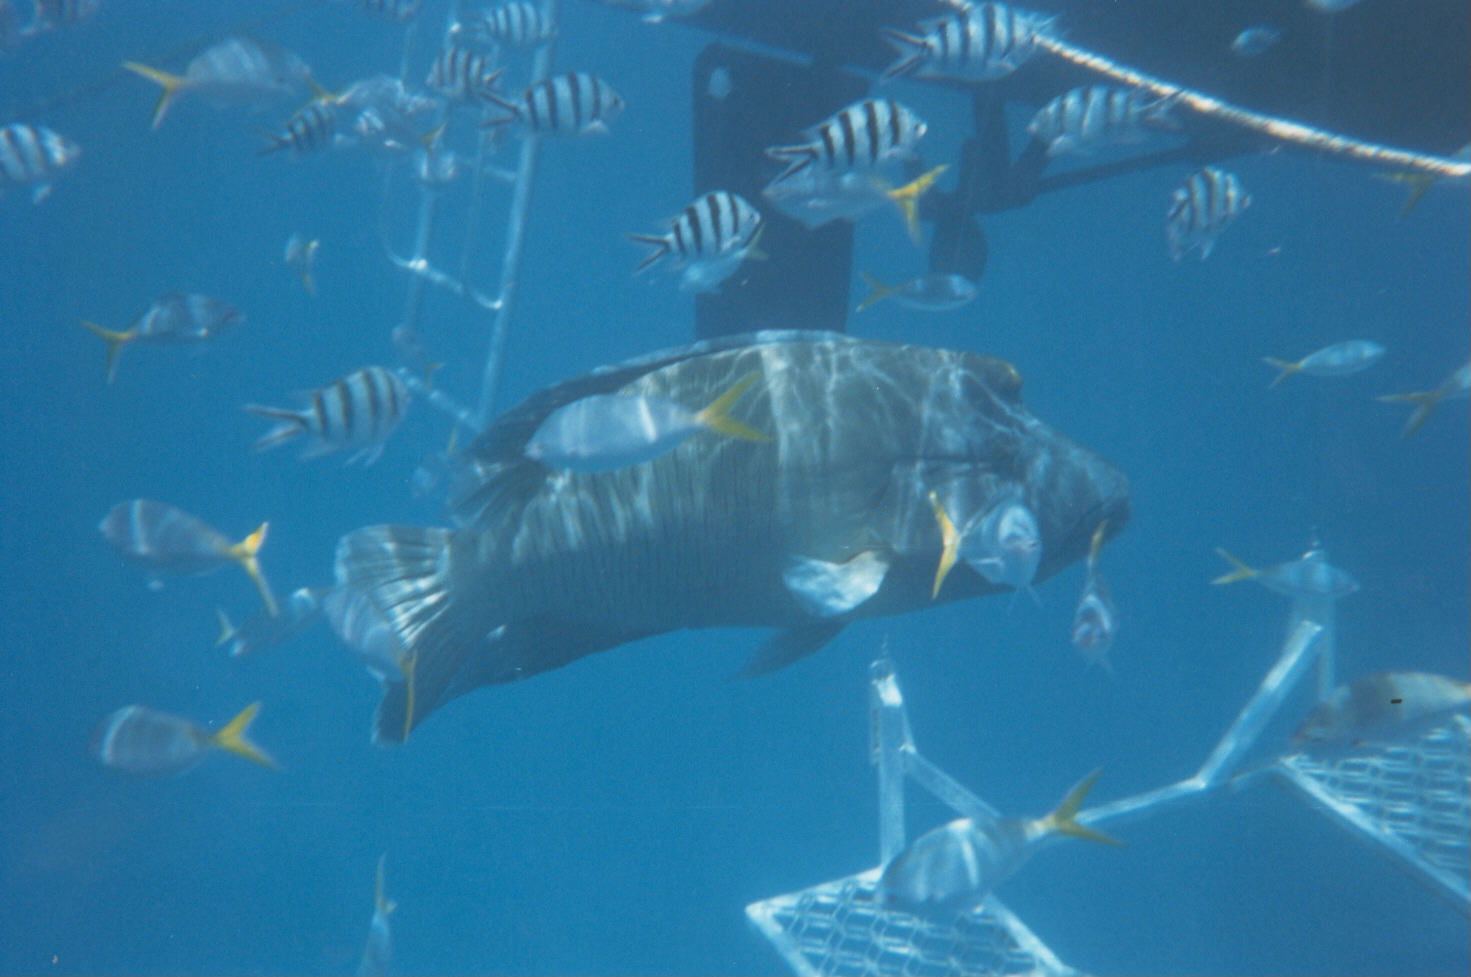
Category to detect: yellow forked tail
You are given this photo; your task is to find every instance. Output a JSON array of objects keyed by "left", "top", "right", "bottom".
[
  {"left": 81, "top": 320, "right": 135, "bottom": 384},
  {"left": 1262, "top": 356, "right": 1302, "bottom": 389},
  {"left": 210, "top": 702, "right": 279, "bottom": 770},
  {"left": 228, "top": 522, "right": 280, "bottom": 616},
  {"left": 1377, "top": 388, "right": 1443, "bottom": 439},
  {"left": 121, "top": 61, "right": 187, "bottom": 130},
  {"left": 695, "top": 372, "right": 771, "bottom": 443},
  {"left": 928, "top": 491, "right": 960, "bottom": 599},
  {"left": 886, "top": 164, "right": 948, "bottom": 244},
  {"left": 856, "top": 272, "right": 900, "bottom": 313},
  {"left": 1211, "top": 547, "right": 1258, "bottom": 586},
  {"left": 1044, "top": 769, "right": 1123, "bottom": 847}
]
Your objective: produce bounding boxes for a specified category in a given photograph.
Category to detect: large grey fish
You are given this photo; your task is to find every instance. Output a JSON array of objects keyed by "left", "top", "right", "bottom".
[
  {"left": 123, "top": 36, "right": 314, "bottom": 130},
  {"left": 335, "top": 331, "right": 1130, "bottom": 743}
]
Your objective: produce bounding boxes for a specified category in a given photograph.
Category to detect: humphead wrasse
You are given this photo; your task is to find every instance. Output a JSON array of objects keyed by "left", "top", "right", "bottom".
[{"left": 335, "top": 331, "right": 1131, "bottom": 743}]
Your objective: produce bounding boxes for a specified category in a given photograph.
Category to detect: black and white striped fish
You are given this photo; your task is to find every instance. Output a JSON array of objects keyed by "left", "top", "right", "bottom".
[
  {"left": 766, "top": 98, "right": 926, "bottom": 183},
  {"left": 484, "top": 72, "right": 623, "bottom": 136},
  {"left": 1166, "top": 167, "right": 1251, "bottom": 262},
  {"left": 247, "top": 366, "right": 410, "bottom": 465},
  {"left": 1026, "top": 86, "right": 1180, "bottom": 157},
  {"left": 475, "top": 2, "right": 556, "bottom": 47},
  {"left": 0, "top": 123, "right": 81, "bottom": 203},
  {"left": 260, "top": 99, "right": 338, "bottom": 156},
  {"left": 427, "top": 45, "right": 502, "bottom": 104},
  {"left": 881, "top": 2, "right": 1054, "bottom": 83},
  {"left": 628, "top": 191, "right": 764, "bottom": 293},
  {"left": 350, "top": 0, "right": 421, "bottom": 21}
]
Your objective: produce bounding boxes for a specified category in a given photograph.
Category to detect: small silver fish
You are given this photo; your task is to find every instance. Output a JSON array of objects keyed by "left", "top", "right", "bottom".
[
  {"left": 81, "top": 293, "right": 243, "bottom": 383},
  {"left": 123, "top": 36, "right": 314, "bottom": 129},
  {"left": 1166, "top": 167, "right": 1251, "bottom": 261},
  {"left": 524, "top": 373, "right": 770, "bottom": 472},
  {"left": 260, "top": 98, "right": 338, "bottom": 156},
  {"left": 98, "top": 499, "right": 278, "bottom": 613},
  {"left": 216, "top": 586, "right": 324, "bottom": 658},
  {"left": 357, "top": 854, "right": 396, "bottom": 977},
  {"left": 1263, "top": 340, "right": 1385, "bottom": 387},
  {"left": 1230, "top": 26, "right": 1282, "bottom": 58},
  {"left": 285, "top": 233, "right": 320, "bottom": 295},
  {"left": 762, "top": 164, "right": 946, "bottom": 239},
  {"left": 961, "top": 492, "right": 1042, "bottom": 592},
  {"left": 1069, "top": 521, "right": 1117, "bottom": 671},
  {"left": 765, "top": 98, "right": 926, "bottom": 183},
  {"left": 0, "top": 123, "right": 80, "bottom": 203},
  {"left": 1026, "top": 86, "right": 1179, "bottom": 157},
  {"left": 1378, "top": 358, "right": 1470, "bottom": 438},
  {"left": 247, "top": 366, "right": 410, "bottom": 465},
  {"left": 337, "top": 74, "right": 443, "bottom": 156},
  {"left": 856, "top": 271, "right": 977, "bottom": 312},
  {"left": 1293, "top": 672, "right": 1471, "bottom": 753},
  {"left": 881, "top": 2, "right": 1054, "bottom": 83},
  {"left": 484, "top": 72, "right": 623, "bottom": 136},
  {"left": 91, "top": 702, "right": 277, "bottom": 777},
  {"left": 628, "top": 191, "right": 764, "bottom": 293},
  {"left": 473, "top": 1, "right": 556, "bottom": 47},
  {"left": 1212, "top": 545, "right": 1358, "bottom": 600},
  {"left": 427, "top": 44, "right": 502, "bottom": 105}
]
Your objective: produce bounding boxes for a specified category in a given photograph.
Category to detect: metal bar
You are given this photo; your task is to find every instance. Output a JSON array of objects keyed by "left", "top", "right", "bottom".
[
  {"left": 868, "top": 658, "right": 910, "bottom": 866},
  {"left": 903, "top": 750, "right": 1003, "bottom": 826},
  {"left": 384, "top": 251, "right": 504, "bottom": 312}
]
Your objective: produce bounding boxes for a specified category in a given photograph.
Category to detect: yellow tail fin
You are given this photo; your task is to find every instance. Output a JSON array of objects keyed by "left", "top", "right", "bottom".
[
  {"left": 1211, "top": 547, "right": 1257, "bottom": 585},
  {"left": 928, "top": 491, "right": 959, "bottom": 599},
  {"left": 856, "top": 271, "right": 900, "bottom": 313},
  {"left": 695, "top": 372, "right": 772, "bottom": 443},
  {"left": 1377, "top": 389, "right": 1442, "bottom": 439},
  {"left": 121, "top": 61, "right": 187, "bottom": 130},
  {"left": 1044, "top": 769, "right": 1123, "bottom": 846},
  {"left": 1262, "top": 356, "right": 1301, "bottom": 389},
  {"left": 886, "top": 164, "right": 948, "bottom": 244},
  {"left": 228, "top": 523, "right": 280, "bottom": 617},
  {"left": 214, "top": 608, "right": 237, "bottom": 648},
  {"left": 210, "top": 702, "right": 279, "bottom": 770},
  {"left": 81, "top": 320, "right": 134, "bottom": 384}
]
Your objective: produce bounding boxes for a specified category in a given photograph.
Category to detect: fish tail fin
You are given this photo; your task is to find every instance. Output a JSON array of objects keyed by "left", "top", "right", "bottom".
[
  {"left": 210, "top": 702, "right": 279, "bottom": 770},
  {"left": 695, "top": 372, "right": 771, "bottom": 443},
  {"left": 1044, "top": 769, "right": 1123, "bottom": 846},
  {"left": 856, "top": 271, "right": 899, "bottom": 312},
  {"left": 927, "top": 491, "right": 959, "bottom": 599},
  {"left": 374, "top": 853, "right": 396, "bottom": 916},
  {"left": 1211, "top": 547, "right": 1257, "bottom": 585},
  {"left": 479, "top": 91, "right": 520, "bottom": 127},
  {"left": 627, "top": 233, "right": 671, "bottom": 273},
  {"left": 764, "top": 143, "right": 817, "bottom": 182},
  {"left": 244, "top": 403, "right": 308, "bottom": 452},
  {"left": 886, "top": 164, "right": 948, "bottom": 243},
  {"left": 879, "top": 28, "right": 928, "bottom": 81},
  {"left": 1377, "top": 389, "right": 1442, "bottom": 439},
  {"left": 334, "top": 525, "right": 468, "bottom": 745},
  {"left": 214, "top": 607, "right": 238, "bottom": 648},
  {"left": 81, "top": 320, "right": 133, "bottom": 384},
  {"left": 1262, "top": 356, "right": 1301, "bottom": 389},
  {"left": 228, "top": 522, "right": 280, "bottom": 617},
  {"left": 122, "top": 61, "right": 186, "bottom": 130}
]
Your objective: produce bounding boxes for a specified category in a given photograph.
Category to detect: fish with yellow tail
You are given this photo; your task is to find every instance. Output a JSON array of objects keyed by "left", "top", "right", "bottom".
[
  {"left": 1292, "top": 672, "right": 1471, "bottom": 756},
  {"left": 1377, "top": 358, "right": 1469, "bottom": 438},
  {"left": 357, "top": 853, "right": 396, "bottom": 977},
  {"left": 99, "top": 499, "right": 278, "bottom": 615},
  {"left": 763, "top": 163, "right": 947, "bottom": 240},
  {"left": 1211, "top": 545, "right": 1358, "bottom": 601},
  {"left": 1070, "top": 520, "right": 1118, "bottom": 672},
  {"left": 123, "top": 36, "right": 314, "bottom": 129},
  {"left": 878, "top": 769, "right": 1122, "bottom": 916},
  {"left": 91, "top": 702, "right": 278, "bottom": 776},
  {"left": 82, "top": 292, "right": 243, "bottom": 383},
  {"left": 929, "top": 488, "right": 1042, "bottom": 602},
  {"left": 1262, "top": 340, "right": 1384, "bottom": 388},
  {"left": 857, "top": 271, "right": 977, "bottom": 312}
]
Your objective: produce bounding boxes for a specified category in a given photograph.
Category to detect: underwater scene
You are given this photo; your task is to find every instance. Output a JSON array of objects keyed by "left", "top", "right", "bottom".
[{"left": 1, "top": 0, "right": 1467, "bottom": 974}]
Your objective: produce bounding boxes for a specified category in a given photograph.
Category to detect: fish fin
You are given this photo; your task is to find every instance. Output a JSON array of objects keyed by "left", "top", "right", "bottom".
[
  {"left": 479, "top": 91, "right": 520, "bottom": 127},
  {"left": 335, "top": 525, "right": 467, "bottom": 745},
  {"left": 1088, "top": 519, "right": 1109, "bottom": 572},
  {"left": 879, "top": 28, "right": 928, "bottom": 81},
  {"left": 80, "top": 320, "right": 134, "bottom": 384},
  {"left": 1044, "top": 769, "right": 1123, "bottom": 846},
  {"left": 764, "top": 143, "right": 817, "bottom": 182},
  {"left": 694, "top": 372, "right": 771, "bottom": 443},
  {"left": 244, "top": 404, "right": 308, "bottom": 452},
  {"left": 1140, "top": 92, "right": 1184, "bottom": 131},
  {"left": 210, "top": 702, "right": 279, "bottom": 770},
  {"left": 628, "top": 233, "right": 671, "bottom": 273},
  {"left": 856, "top": 271, "right": 899, "bottom": 313},
  {"left": 737, "top": 622, "right": 845, "bottom": 679},
  {"left": 228, "top": 522, "right": 279, "bottom": 617},
  {"left": 1377, "top": 389, "right": 1442, "bottom": 439},
  {"left": 374, "top": 853, "right": 396, "bottom": 917},
  {"left": 214, "top": 607, "right": 237, "bottom": 648},
  {"left": 1262, "top": 356, "right": 1301, "bottom": 388},
  {"left": 1211, "top": 547, "right": 1257, "bottom": 586},
  {"left": 886, "top": 164, "right": 948, "bottom": 244},
  {"left": 121, "top": 61, "right": 186, "bottom": 130},
  {"left": 783, "top": 551, "right": 890, "bottom": 617},
  {"left": 928, "top": 491, "right": 959, "bottom": 599}
]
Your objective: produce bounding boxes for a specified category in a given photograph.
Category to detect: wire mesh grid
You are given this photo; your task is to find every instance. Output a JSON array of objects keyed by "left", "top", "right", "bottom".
[{"left": 745, "top": 869, "right": 1078, "bottom": 977}]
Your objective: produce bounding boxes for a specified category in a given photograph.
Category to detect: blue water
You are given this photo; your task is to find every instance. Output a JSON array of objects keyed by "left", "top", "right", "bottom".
[{"left": 2, "top": 2, "right": 1467, "bottom": 975}]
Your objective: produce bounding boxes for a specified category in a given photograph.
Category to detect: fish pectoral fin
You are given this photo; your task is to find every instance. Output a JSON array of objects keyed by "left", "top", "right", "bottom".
[
  {"left": 737, "top": 622, "right": 846, "bottom": 679},
  {"left": 783, "top": 550, "right": 891, "bottom": 617}
]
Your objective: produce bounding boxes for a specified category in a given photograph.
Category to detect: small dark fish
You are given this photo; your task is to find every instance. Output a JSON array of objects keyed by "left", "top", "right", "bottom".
[
  {"left": 484, "top": 72, "right": 624, "bottom": 136},
  {"left": 123, "top": 36, "right": 314, "bottom": 129},
  {"left": 92, "top": 702, "right": 277, "bottom": 777},
  {"left": 99, "top": 499, "right": 278, "bottom": 614},
  {"left": 81, "top": 293, "right": 243, "bottom": 383},
  {"left": 881, "top": 2, "right": 1054, "bottom": 83},
  {"left": 628, "top": 191, "right": 764, "bottom": 293},
  {"left": 1212, "top": 546, "right": 1358, "bottom": 600},
  {"left": 216, "top": 587, "right": 324, "bottom": 658},
  {"left": 0, "top": 123, "right": 81, "bottom": 204},
  {"left": 427, "top": 45, "right": 502, "bottom": 105},
  {"left": 474, "top": 1, "right": 556, "bottom": 47},
  {"left": 247, "top": 366, "right": 410, "bottom": 465},
  {"left": 765, "top": 98, "right": 926, "bottom": 183},
  {"left": 261, "top": 99, "right": 338, "bottom": 156},
  {"left": 1230, "top": 26, "right": 1282, "bottom": 58},
  {"left": 1293, "top": 672, "right": 1470, "bottom": 753},
  {"left": 856, "top": 271, "right": 976, "bottom": 312},
  {"left": 1166, "top": 167, "right": 1251, "bottom": 261}
]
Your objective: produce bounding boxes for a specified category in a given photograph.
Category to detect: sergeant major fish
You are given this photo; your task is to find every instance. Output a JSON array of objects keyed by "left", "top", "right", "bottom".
[
  {"left": 470, "top": 1, "right": 557, "bottom": 47},
  {"left": 1262, "top": 339, "right": 1385, "bottom": 388},
  {"left": 260, "top": 98, "right": 338, "bottom": 156},
  {"left": 332, "top": 331, "right": 1130, "bottom": 742},
  {"left": 1293, "top": 672, "right": 1471, "bottom": 754},
  {"left": 484, "top": 72, "right": 624, "bottom": 136},
  {"left": 765, "top": 98, "right": 927, "bottom": 183},
  {"left": 123, "top": 36, "right": 315, "bottom": 129},
  {"left": 92, "top": 702, "right": 277, "bottom": 776},
  {"left": 628, "top": 190, "right": 764, "bottom": 293},
  {"left": 427, "top": 44, "right": 502, "bottom": 105},
  {"left": 0, "top": 123, "right": 80, "bottom": 204},
  {"left": 82, "top": 292, "right": 243, "bottom": 383},
  {"left": 246, "top": 365, "right": 410, "bottom": 465},
  {"left": 880, "top": 2, "right": 1055, "bottom": 83},
  {"left": 1026, "top": 86, "right": 1180, "bottom": 158},
  {"left": 1166, "top": 167, "right": 1251, "bottom": 261}
]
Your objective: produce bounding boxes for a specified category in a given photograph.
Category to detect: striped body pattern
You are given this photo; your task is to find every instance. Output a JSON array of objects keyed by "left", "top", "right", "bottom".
[
  {"left": 629, "top": 190, "right": 763, "bottom": 292},
  {"left": 247, "top": 366, "right": 410, "bottom": 464},
  {"left": 881, "top": 2, "right": 1054, "bottom": 82},
  {"left": 0, "top": 123, "right": 81, "bottom": 203},
  {"left": 1027, "top": 86, "right": 1179, "bottom": 156},
  {"left": 261, "top": 99, "right": 338, "bottom": 156},
  {"left": 766, "top": 98, "right": 926, "bottom": 183},
  {"left": 486, "top": 72, "right": 623, "bottom": 136},
  {"left": 1166, "top": 167, "right": 1251, "bottom": 261},
  {"left": 477, "top": 2, "right": 556, "bottom": 47},
  {"left": 427, "top": 45, "right": 502, "bottom": 104}
]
